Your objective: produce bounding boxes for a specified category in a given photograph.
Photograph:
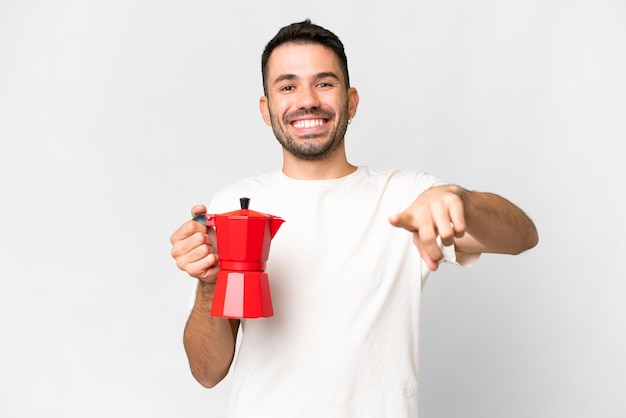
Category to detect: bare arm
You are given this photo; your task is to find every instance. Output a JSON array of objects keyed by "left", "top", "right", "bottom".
[
  {"left": 171, "top": 205, "right": 239, "bottom": 388},
  {"left": 389, "top": 185, "right": 538, "bottom": 270},
  {"left": 455, "top": 187, "right": 539, "bottom": 255},
  {"left": 184, "top": 282, "right": 239, "bottom": 388}
]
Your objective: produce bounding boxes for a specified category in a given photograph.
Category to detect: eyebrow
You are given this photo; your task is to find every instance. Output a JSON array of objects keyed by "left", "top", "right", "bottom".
[{"left": 272, "top": 71, "right": 341, "bottom": 86}]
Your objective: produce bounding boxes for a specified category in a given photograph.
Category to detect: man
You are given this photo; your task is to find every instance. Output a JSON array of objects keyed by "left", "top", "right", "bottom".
[{"left": 170, "top": 19, "right": 538, "bottom": 418}]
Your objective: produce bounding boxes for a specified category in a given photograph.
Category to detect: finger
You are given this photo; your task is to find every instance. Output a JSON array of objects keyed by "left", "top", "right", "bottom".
[
  {"left": 175, "top": 246, "right": 212, "bottom": 271},
  {"left": 180, "top": 252, "right": 220, "bottom": 282},
  {"left": 174, "top": 238, "right": 217, "bottom": 269},
  {"left": 411, "top": 220, "right": 445, "bottom": 265},
  {"left": 185, "top": 233, "right": 214, "bottom": 259},
  {"left": 414, "top": 234, "right": 441, "bottom": 271},
  {"left": 448, "top": 199, "right": 466, "bottom": 238},
  {"left": 170, "top": 219, "right": 207, "bottom": 246},
  {"left": 171, "top": 227, "right": 211, "bottom": 261},
  {"left": 432, "top": 208, "right": 455, "bottom": 247},
  {"left": 391, "top": 211, "right": 444, "bottom": 262},
  {"left": 421, "top": 252, "right": 439, "bottom": 271},
  {"left": 389, "top": 212, "right": 417, "bottom": 231},
  {"left": 191, "top": 204, "right": 207, "bottom": 216}
]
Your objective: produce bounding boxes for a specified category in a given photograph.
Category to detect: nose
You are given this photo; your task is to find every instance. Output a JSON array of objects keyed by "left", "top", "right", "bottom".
[{"left": 296, "top": 86, "right": 320, "bottom": 109}]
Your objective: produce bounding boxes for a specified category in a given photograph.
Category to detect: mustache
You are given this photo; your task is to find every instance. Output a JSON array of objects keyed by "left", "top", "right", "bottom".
[{"left": 283, "top": 109, "right": 335, "bottom": 124}]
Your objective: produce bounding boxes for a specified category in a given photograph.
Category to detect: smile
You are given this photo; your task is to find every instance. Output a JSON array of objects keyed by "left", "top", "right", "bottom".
[{"left": 291, "top": 119, "right": 327, "bottom": 129}]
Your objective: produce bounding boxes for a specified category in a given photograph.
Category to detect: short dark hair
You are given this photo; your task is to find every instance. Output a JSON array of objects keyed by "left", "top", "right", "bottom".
[{"left": 261, "top": 19, "right": 350, "bottom": 95}]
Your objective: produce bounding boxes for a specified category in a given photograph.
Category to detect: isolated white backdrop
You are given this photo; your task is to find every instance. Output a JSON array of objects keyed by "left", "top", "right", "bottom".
[{"left": 1, "top": 1, "right": 624, "bottom": 417}]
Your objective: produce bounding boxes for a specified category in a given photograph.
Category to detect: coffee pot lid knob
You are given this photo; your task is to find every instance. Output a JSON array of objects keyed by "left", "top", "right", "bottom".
[{"left": 240, "top": 197, "right": 250, "bottom": 210}]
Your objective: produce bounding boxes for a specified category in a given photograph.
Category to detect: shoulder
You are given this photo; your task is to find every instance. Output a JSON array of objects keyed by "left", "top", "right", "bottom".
[{"left": 362, "top": 166, "right": 444, "bottom": 192}]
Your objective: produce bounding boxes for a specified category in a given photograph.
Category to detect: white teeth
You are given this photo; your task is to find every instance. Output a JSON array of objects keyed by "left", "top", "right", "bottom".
[{"left": 293, "top": 119, "right": 324, "bottom": 129}]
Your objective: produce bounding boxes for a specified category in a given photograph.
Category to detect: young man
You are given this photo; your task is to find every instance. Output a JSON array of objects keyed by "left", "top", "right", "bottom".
[{"left": 170, "top": 19, "right": 538, "bottom": 418}]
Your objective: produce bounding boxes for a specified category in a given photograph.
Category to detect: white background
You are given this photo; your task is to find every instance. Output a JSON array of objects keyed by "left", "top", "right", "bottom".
[{"left": 1, "top": 1, "right": 624, "bottom": 417}]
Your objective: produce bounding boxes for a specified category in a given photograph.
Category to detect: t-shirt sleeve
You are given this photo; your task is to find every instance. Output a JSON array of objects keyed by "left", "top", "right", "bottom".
[{"left": 441, "top": 243, "right": 480, "bottom": 267}]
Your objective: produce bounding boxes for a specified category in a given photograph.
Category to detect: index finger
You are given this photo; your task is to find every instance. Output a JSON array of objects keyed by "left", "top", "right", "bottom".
[
  {"left": 170, "top": 218, "right": 206, "bottom": 245},
  {"left": 388, "top": 212, "right": 418, "bottom": 231}
]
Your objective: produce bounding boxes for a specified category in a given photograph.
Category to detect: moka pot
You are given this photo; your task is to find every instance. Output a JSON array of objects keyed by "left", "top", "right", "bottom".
[{"left": 193, "top": 197, "right": 284, "bottom": 318}]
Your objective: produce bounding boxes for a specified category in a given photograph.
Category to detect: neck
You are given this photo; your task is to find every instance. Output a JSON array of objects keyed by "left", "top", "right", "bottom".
[{"left": 281, "top": 147, "right": 356, "bottom": 180}]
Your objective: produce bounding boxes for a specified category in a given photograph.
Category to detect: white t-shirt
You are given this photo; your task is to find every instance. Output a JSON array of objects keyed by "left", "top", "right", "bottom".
[{"left": 199, "top": 166, "right": 477, "bottom": 418}]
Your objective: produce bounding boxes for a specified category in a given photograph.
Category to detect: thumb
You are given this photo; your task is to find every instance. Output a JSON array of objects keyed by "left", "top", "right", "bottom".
[
  {"left": 190, "top": 204, "right": 209, "bottom": 228},
  {"left": 191, "top": 204, "right": 207, "bottom": 217}
]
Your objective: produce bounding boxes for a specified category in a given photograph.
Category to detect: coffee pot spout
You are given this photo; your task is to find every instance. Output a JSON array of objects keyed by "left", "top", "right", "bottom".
[{"left": 270, "top": 217, "right": 284, "bottom": 238}]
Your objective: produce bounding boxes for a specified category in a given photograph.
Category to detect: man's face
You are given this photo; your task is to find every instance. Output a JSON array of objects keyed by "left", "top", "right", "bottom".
[{"left": 260, "top": 42, "right": 359, "bottom": 161}]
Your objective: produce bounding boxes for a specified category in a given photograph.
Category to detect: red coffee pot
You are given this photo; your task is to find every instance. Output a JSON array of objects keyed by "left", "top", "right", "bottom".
[{"left": 193, "top": 197, "right": 284, "bottom": 318}]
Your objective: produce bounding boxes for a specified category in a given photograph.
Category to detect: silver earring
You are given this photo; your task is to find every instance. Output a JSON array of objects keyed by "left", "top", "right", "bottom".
[{"left": 348, "top": 119, "right": 352, "bottom": 124}]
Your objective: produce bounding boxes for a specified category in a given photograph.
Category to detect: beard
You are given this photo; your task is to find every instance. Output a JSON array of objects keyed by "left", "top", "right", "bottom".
[{"left": 268, "top": 105, "right": 350, "bottom": 161}]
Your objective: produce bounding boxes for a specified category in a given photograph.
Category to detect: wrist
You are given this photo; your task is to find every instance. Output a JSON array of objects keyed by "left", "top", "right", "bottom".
[{"left": 195, "top": 280, "right": 217, "bottom": 306}]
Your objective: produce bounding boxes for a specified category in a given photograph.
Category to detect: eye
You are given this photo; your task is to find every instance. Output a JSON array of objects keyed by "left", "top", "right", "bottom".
[
  {"left": 316, "top": 82, "right": 333, "bottom": 88},
  {"left": 279, "top": 85, "right": 295, "bottom": 92}
]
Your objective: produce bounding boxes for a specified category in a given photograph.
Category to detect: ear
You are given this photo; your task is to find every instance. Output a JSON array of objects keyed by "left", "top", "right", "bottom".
[
  {"left": 348, "top": 87, "right": 360, "bottom": 120},
  {"left": 259, "top": 96, "right": 272, "bottom": 126}
]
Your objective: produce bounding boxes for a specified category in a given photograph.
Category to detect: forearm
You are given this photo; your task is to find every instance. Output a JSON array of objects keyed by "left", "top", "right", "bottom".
[
  {"left": 459, "top": 188, "right": 538, "bottom": 255},
  {"left": 183, "top": 281, "right": 239, "bottom": 388}
]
